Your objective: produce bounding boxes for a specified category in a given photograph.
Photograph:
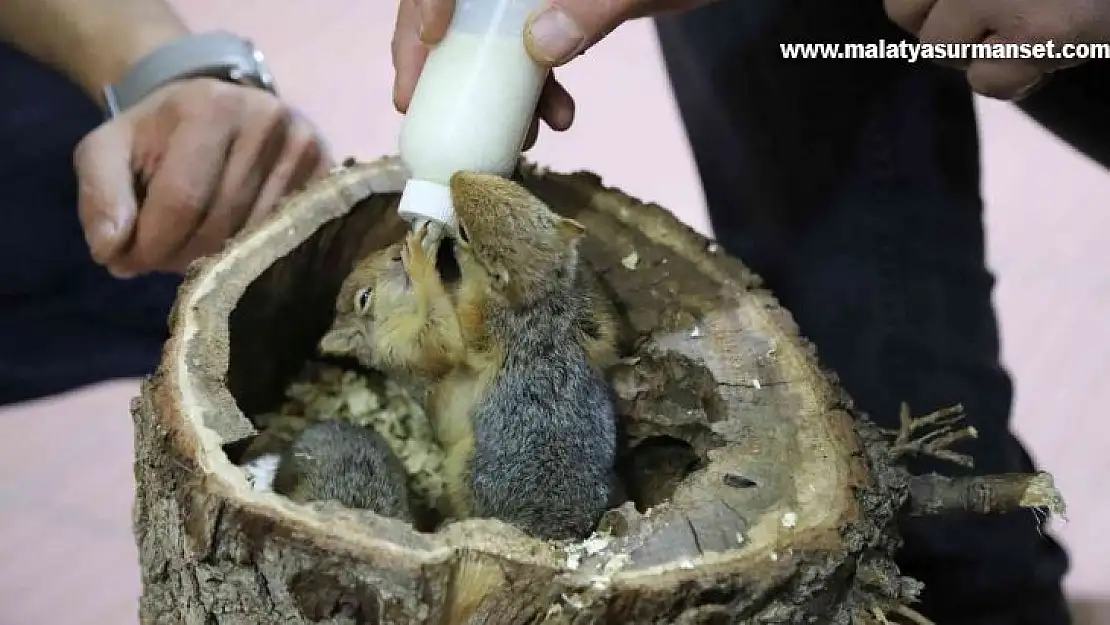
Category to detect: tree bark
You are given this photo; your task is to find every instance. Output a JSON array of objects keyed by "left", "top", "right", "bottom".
[{"left": 132, "top": 157, "right": 1062, "bottom": 624}]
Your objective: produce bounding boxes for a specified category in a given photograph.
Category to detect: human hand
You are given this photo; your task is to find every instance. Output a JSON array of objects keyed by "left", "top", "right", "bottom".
[
  {"left": 391, "top": 0, "right": 574, "bottom": 149},
  {"left": 884, "top": 0, "right": 1110, "bottom": 99},
  {"left": 391, "top": 0, "right": 712, "bottom": 146},
  {"left": 74, "top": 78, "right": 332, "bottom": 277}
]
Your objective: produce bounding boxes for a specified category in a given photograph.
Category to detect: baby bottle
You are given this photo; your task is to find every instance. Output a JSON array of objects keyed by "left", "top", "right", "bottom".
[{"left": 396, "top": 0, "right": 549, "bottom": 232}]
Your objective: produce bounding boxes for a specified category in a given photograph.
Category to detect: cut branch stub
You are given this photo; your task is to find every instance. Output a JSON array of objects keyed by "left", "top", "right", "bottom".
[
  {"left": 906, "top": 471, "right": 1066, "bottom": 517},
  {"left": 131, "top": 157, "right": 1060, "bottom": 624}
]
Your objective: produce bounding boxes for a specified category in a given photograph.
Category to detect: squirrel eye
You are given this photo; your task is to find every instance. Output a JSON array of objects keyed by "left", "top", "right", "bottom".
[{"left": 354, "top": 288, "right": 372, "bottom": 313}]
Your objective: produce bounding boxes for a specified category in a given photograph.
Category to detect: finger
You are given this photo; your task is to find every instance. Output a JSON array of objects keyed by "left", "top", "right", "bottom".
[
  {"left": 240, "top": 118, "right": 327, "bottom": 235},
  {"left": 525, "top": 0, "right": 638, "bottom": 66},
  {"left": 393, "top": 0, "right": 431, "bottom": 113},
  {"left": 169, "top": 104, "right": 291, "bottom": 268},
  {"left": 523, "top": 0, "right": 716, "bottom": 67},
  {"left": 917, "top": 0, "right": 988, "bottom": 69},
  {"left": 123, "top": 119, "right": 234, "bottom": 272},
  {"left": 538, "top": 75, "right": 575, "bottom": 131},
  {"left": 883, "top": 0, "right": 939, "bottom": 35},
  {"left": 522, "top": 117, "right": 540, "bottom": 151},
  {"left": 966, "top": 58, "right": 1046, "bottom": 100},
  {"left": 287, "top": 104, "right": 336, "bottom": 170},
  {"left": 73, "top": 123, "right": 140, "bottom": 266},
  {"left": 417, "top": 0, "right": 455, "bottom": 45}
]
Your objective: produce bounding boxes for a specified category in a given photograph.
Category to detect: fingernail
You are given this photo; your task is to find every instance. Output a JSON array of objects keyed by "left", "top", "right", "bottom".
[
  {"left": 1013, "top": 77, "right": 1045, "bottom": 102},
  {"left": 527, "top": 8, "right": 585, "bottom": 65},
  {"left": 108, "top": 267, "right": 137, "bottom": 280}
]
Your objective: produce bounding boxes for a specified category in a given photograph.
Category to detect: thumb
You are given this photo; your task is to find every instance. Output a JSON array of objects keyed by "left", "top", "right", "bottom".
[
  {"left": 524, "top": 0, "right": 639, "bottom": 66},
  {"left": 74, "top": 123, "right": 140, "bottom": 265}
]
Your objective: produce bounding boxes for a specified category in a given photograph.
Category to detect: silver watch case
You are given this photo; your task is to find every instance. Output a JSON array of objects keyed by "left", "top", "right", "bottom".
[{"left": 102, "top": 31, "right": 278, "bottom": 118}]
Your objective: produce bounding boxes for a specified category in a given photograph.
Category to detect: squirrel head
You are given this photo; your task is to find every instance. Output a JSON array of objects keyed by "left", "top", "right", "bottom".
[
  {"left": 449, "top": 171, "right": 586, "bottom": 307},
  {"left": 319, "top": 242, "right": 414, "bottom": 362}
]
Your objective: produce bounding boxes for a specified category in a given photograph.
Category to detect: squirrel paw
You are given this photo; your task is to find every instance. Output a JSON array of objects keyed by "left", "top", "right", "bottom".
[
  {"left": 416, "top": 219, "right": 447, "bottom": 257},
  {"left": 402, "top": 221, "right": 436, "bottom": 279},
  {"left": 242, "top": 453, "right": 282, "bottom": 492}
]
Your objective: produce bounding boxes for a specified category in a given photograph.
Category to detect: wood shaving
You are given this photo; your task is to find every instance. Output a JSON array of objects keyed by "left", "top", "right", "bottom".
[
  {"left": 599, "top": 553, "right": 630, "bottom": 576},
  {"left": 565, "top": 551, "right": 582, "bottom": 570},
  {"left": 581, "top": 534, "right": 613, "bottom": 556},
  {"left": 561, "top": 530, "right": 616, "bottom": 572},
  {"left": 560, "top": 594, "right": 586, "bottom": 610},
  {"left": 621, "top": 252, "right": 639, "bottom": 270}
]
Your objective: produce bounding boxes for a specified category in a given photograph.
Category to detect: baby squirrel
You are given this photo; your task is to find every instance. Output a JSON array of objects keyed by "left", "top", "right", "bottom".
[
  {"left": 242, "top": 420, "right": 415, "bottom": 523},
  {"left": 319, "top": 232, "right": 466, "bottom": 384},
  {"left": 443, "top": 171, "right": 619, "bottom": 540},
  {"left": 448, "top": 169, "right": 621, "bottom": 537}
]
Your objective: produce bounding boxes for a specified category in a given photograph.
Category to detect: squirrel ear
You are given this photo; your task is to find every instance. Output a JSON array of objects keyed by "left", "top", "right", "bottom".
[
  {"left": 557, "top": 217, "right": 586, "bottom": 243},
  {"left": 318, "top": 322, "right": 358, "bottom": 356}
]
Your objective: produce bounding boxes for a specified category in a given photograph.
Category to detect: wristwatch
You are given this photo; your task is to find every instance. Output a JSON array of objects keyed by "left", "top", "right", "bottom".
[{"left": 101, "top": 31, "right": 278, "bottom": 118}]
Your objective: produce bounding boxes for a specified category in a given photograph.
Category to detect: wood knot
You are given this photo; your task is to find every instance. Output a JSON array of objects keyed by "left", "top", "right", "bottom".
[
  {"left": 289, "top": 570, "right": 381, "bottom": 623},
  {"left": 611, "top": 351, "right": 724, "bottom": 422}
]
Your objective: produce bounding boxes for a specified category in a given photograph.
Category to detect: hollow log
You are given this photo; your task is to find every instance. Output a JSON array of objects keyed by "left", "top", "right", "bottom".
[{"left": 131, "top": 156, "right": 1063, "bottom": 624}]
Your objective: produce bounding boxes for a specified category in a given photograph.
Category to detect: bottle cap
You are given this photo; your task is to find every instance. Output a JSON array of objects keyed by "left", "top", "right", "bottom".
[{"left": 397, "top": 179, "right": 455, "bottom": 229}]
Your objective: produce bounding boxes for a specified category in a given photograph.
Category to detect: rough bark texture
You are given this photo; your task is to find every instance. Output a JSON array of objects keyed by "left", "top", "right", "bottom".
[{"left": 132, "top": 157, "right": 1060, "bottom": 625}]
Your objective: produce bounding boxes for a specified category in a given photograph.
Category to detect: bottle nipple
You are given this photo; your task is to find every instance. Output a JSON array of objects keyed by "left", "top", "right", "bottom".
[{"left": 398, "top": 179, "right": 456, "bottom": 231}]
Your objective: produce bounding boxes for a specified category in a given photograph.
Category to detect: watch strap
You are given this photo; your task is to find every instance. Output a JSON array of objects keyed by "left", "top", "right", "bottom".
[{"left": 102, "top": 31, "right": 277, "bottom": 117}]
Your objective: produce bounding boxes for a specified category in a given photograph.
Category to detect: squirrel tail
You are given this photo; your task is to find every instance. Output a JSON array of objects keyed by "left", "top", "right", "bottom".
[{"left": 442, "top": 550, "right": 505, "bottom": 625}]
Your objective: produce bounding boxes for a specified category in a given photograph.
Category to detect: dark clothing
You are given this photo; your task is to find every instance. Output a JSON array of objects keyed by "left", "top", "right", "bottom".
[
  {"left": 655, "top": 1, "right": 1084, "bottom": 622},
  {"left": 0, "top": 45, "right": 179, "bottom": 405}
]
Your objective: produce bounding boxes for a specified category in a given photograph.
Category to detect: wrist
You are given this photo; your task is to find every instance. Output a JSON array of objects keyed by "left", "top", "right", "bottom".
[
  {"left": 102, "top": 32, "right": 279, "bottom": 117},
  {"left": 76, "top": 20, "right": 191, "bottom": 106},
  {"left": 0, "top": 0, "right": 192, "bottom": 104}
]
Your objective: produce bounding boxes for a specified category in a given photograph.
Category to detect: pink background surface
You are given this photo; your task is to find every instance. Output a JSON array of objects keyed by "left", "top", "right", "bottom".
[{"left": 1, "top": 2, "right": 1106, "bottom": 623}]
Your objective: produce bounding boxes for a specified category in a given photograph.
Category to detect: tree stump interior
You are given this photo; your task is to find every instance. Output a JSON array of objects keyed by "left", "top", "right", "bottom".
[{"left": 131, "top": 157, "right": 1064, "bottom": 624}]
